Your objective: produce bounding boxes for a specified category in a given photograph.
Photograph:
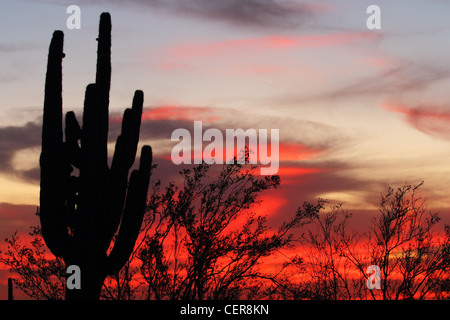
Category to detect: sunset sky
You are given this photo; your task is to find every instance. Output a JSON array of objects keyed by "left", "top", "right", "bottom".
[{"left": 2, "top": 0, "right": 450, "bottom": 298}]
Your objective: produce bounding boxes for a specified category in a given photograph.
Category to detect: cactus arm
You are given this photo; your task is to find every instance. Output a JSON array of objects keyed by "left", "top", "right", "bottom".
[
  {"left": 111, "top": 90, "right": 144, "bottom": 171},
  {"left": 63, "top": 112, "right": 81, "bottom": 237},
  {"left": 95, "top": 12, "right": 111, "bottom": 96},
  {"left": 77, "top": 83, "right": 108, "bottom": 248},
  {"left": 39, "top": 30, "right": 69, "bottom": 258},
  {"left": 95, "top": 12, "right": 111, "bottom": 166},
  {"left": 106, "top": 145, "right": 152, "bottom": 275},
  {"left": 65, "top": 111, "right": 81, "bottom": 169},
  {"left": 104, "top": 90, "right": 144, "bottom": 249},
  {"left": 127, "top": 90, "right": 144, "bottom": 167},
  {"left": 80, "top": 84, "right": 100, "bottom": 177}
]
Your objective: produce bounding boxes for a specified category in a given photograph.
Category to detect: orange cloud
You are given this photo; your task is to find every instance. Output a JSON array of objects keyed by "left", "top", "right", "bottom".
[{"left": 141, "top": 105, "right": 223, "bottom": 123}]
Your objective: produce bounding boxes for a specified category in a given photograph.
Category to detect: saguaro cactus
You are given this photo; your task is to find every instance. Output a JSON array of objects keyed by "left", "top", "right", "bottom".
[{"left": 40, "top": 12, "right": 152, "bottom": 300}]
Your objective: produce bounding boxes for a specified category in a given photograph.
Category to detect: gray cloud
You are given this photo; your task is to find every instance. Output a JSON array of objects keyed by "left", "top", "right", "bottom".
[
  {"left": 0, "top": 102, "right": 346, "bottom": 188},
  {"left": 0, "top": 121, "right": 41, "bottom": 183},
  {"left": 0, "top": 42, "right": 37, "bottom": 53},
  {"left": 276, "top": 62, "right": 450, "bottom": 107},
  {"left": 73, "top": 0, "right": 322, "bottom": 30},
  {"left": 329, "top": 63, "right": 450, "bottom": 100},
  {"left": 146, "top": 0, "right": 319, "bottom": 29}
]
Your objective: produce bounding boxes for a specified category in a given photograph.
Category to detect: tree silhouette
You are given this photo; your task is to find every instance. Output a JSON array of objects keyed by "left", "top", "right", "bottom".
[
  {"left": 341, "top": 182, "right": 450, "bottom": 299},
  {"left": 1, "top": 158, "right": 321, "bottom": 300},
  {"left": 137, "top": 158, "right": 320, "bottom": 299},
  {"left": 298, "top": 201, "right": 367, "bottom": 299},
  {"left": 0, "top": 226, "right": 65, "bottom": 300},
  {"left": 300, "top": 182, "right": 450, "bottom": 300},
  {"left": 39, "top": 12, "right": 152, "bottom": 299},
  {"left": 0, "top": 224, "right": 143, "bottom": 300},
  {"left": 3, "top": 177, "right": 450, "bottom": 299}
]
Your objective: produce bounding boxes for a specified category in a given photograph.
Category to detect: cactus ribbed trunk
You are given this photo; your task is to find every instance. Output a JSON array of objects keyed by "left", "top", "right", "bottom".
[{"left": 40, "top": 13, "right": 152, "bottom": 300}]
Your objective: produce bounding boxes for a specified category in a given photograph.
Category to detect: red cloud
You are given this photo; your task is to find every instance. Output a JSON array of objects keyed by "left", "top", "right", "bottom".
[
  {"left": 279, "top": 142, "right": 324, "bottom": 161},
  {"left": 166, "top": 32, "right": 382, "bottom": 60},
  {"left": 111, "top": 105, "right": 223, "bottom": 124},
  {"left": 383, "top": 101, "right": 450, "bottom": 140},
  {"left": 277, "top": 167, "right": 325, "bottom": 177},
  {"left": 158, "top": 140, "right": 327, "bottom": 176}
]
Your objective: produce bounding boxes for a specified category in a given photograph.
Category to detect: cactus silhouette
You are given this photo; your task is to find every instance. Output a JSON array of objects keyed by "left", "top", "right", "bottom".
[{"left": 39, "top": 12, "right": 152, "bottom": 300}]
